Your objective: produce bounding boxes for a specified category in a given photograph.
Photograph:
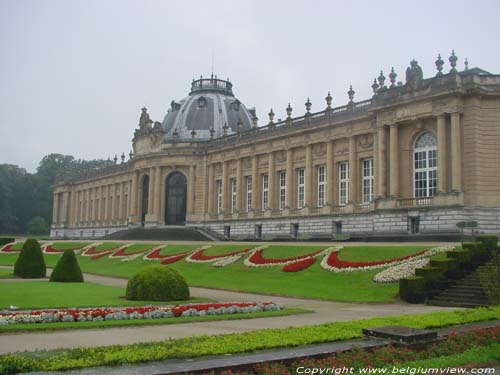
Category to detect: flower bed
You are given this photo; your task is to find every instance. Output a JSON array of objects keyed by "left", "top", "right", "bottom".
[
  {"left": 44, "top": 242, "right": 91, "bottom": 254},
  {"left": 321, "top": 246, "right": 452, "bottom": 273},
  {"left": 244, "top": 247, "right": 329, "bottom": 268},
  {"left": 0, "top": 302, "right": 283, "bottom": 325},
  {"left": 282, "top": 257, "right": 316, "bottom": 272},
  {"left": 186, "top": 247, "right": 251, "bottom": 262}
]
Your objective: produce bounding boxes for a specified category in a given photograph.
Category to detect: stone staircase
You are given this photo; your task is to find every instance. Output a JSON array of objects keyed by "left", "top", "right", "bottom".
[
  {"left": 102, "top": 227, "right": 215, "bottom": 241},
  {"left": 428, "top": 258, "right": 499, "bottom": 308}
]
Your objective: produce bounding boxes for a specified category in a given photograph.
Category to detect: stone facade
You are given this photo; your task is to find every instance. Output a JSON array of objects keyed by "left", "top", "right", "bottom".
[{"left": 51, "top": 55, "right": 500, "bottom": 240}]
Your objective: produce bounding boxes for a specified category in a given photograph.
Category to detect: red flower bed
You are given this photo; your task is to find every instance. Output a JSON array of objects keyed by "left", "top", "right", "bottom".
[
  {"left": 160, "top": 252, "right": 189, "bottom": 264},
  {"left": 249, "top": 249, "right": 323, "bottom": 265},
  {"left": 190, "top": 248, "right": 251, "bottom": 261},
  {"left": 45, "top": 244, "right": 87, "bottom": 253},
  {"left": 282, "top": 257, "right": 316, "bottom": 272},
  {"left": 326, "top": 249, "right": 428, "bottom": 269},
  {"left": 111, "top": 246, "right": 153, "bottom": 257},
  {"left": 0, "top": 244, "right": 15, "bottom": 252}
]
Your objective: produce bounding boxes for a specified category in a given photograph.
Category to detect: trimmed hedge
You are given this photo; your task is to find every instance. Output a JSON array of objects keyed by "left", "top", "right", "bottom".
[
  {"left": 0, "top": 238, "right": 14, "bottom": 247},
  {"left": 447, "top": 249, "right": 474, "bottom": 271},
  {"left": 463, "top": 242, "right": 489, "bottom": 262},
  {"left": 430, "top": 258, "right": 461, "bottom": 279},
  {"left": 399, "top": 276, "right": 426, "bottom": 303},
  {"left": 126, "top": 265, "right": 189, "bottom": 301},
  {"left": 477, "top": 235, "right": 498, "bottom": 253},
  {"left": 415, "top": 267, "right": 445, "bottom": 288},
  {"left": 49, "top": 249, "right": 84, "bottom": 283},
  {"left": 13, "top": 239, "right": 46, "bottom": 278}
]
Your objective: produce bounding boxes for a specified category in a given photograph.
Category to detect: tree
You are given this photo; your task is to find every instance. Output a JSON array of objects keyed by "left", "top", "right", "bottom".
[
  {"left": 13, "top": 239, "right": 46, "bottom": 278},
  {"left": 27, "top": 216, "right": 50, "bottom": 235},
  {"left": 50, "top": 249, "right": 84, "bottom": 282}
]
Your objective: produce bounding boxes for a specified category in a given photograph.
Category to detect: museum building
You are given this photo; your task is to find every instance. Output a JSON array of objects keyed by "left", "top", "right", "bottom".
[{"left": 50, "top": 53, "right": 500, "bottom": 239}]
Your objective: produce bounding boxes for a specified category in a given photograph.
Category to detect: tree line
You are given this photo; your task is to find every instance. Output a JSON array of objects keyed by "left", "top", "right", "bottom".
[{"left": 0, "top": 154, "right": 111, "bottom": 235}]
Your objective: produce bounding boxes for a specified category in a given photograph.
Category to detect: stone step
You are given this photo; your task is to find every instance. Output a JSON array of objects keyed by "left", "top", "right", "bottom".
[{"left": 428, "top": 299, "right": 490, "bottom": 308}]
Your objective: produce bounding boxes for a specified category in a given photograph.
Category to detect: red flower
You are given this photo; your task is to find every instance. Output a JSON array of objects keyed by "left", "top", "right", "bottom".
[
  {"left": 282, "top": 257, "right": 316, "bottom": 272},
  {"left": 190, "top": 248, "right": 251, "bottom": 261},
  {"left": 249, "top": 249, "right": 323, "bottom": 265}
]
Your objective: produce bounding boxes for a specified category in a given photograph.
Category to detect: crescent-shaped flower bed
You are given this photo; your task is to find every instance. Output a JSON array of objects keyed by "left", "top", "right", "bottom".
[
  {"left": 44, "top": 242, "right": 90, "bottom": 254},
  {"left": 81, "top": 244, "right": 120, "bottom": 260},
  {"left": 108, "top": 244, "right": 155, "bottom": 259},
  {"left": 321, "top": 246, "right": 453, "bottom": 272},
  {"left": 160, "top": 252, "right": 191, "bottom": 265},
  {"left": 244, "top": 247, "right": 329, "bottom": 268},
  {"left": 186, "top": 247, "right": 251, "bottom": 262},
  {"left": 0, "top": 244, "right": 16, "bottom": 253},
  {"left": 282, "top": 257, "right": 317, "bottom": 272},
  {"left": 0, "top": 302, "right": 283, "bottom": 325}
]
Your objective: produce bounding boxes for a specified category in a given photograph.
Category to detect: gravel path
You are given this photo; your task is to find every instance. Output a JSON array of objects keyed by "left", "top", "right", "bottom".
[{"left": 0, "top": 266, "right": 458, "bottom": 354}]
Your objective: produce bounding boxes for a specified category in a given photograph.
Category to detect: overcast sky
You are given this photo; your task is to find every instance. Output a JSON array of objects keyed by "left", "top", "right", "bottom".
[{"left": 1, "top": 0, "right": 500, "bottom": 172}]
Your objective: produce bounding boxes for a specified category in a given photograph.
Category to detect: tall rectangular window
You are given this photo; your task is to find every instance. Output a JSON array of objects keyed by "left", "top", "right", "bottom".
[
  {"left": 279, "top": 171, "right": 286, "bottom": 210},
  {"left": 230, "top": 178, "right": 237, "bottom": 213},
  {"left": 339, "top": 161, "right": 349, "bottom": 205},
  {"left": 362, "top": 158, "right": 374, "bottom": 203},
  {"left": 297, "top": 168, "right": 305, "bottom": 208},
  {"left": 246, "top": 176, "right": 252, "bottom": 211},
  {"left": 262, "top": 174, "right": 269, "bottom": 209},
  {"left": 317, "top": 165, "right": 326, "bottom": 207},
  {"left": 216, "top": 180, "right": 222, "bottom": 213}
]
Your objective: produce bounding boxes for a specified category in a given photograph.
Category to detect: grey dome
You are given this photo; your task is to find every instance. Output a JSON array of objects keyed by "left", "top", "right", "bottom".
[{"left": 162, "top": 76, "right": 257, "bottom": 140}]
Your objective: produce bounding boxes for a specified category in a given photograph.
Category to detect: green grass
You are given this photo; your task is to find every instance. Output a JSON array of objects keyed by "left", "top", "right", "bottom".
[
  {"left": 391, "top": 343, "right": 500, "bottom": 370},
  {"left": 50, "top": 242, "right": 90, "bottom": 250},
  {"left": 2, "top": 306, "right": 499, "bottom": 374},
  {"left": 0, "top": 243, "right": 436, "bottom": 302},
  {"left": 120, "top": 243, "right": 158, "bottom": 254},
  {"left": 0, "top": 268, "right": 13, "bottom": 278},
  {"left": 0, "top": 281, "right": 205, "bottom": 309},
  {"left": 93, "top": 242, "right": 124, "bottom": 252},
  {"left": 0, "top": 308, "right": 307, "bottom": 334}
]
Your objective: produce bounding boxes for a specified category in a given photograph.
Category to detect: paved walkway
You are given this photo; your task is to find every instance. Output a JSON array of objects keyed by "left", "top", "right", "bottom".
[{"left": 0, "top": 266, "right": 458, "bottom": 354}]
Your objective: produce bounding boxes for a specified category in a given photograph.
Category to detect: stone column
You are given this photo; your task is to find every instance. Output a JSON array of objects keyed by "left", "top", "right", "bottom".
[
  {"left": 326, "top": 140, "right": 335, "bottom": 205},
  {"left": 188, "top": 165, "right": 196, "bottom": 215},
  {"left": 450, "top": 112, "right": 462, "bottom": 192},
  {"left": 154, "top": 167, "right": 162, "bottom": 218},
  {"left": 437, "top": 114, "right": 447, "bottom": 193},
  {"left": 389, "top": 124, "right": 399, "bottom": 197},
  {"left": 377, "top": 126, "right": 387, "bottom": 198},
  {"left": 103, "top": 185, "right": 109, "bottom": 221},
  {"left": 286, "top": 148, "right": 294, "bottom": 209},
  {"left": 129, "top": 171, "right": 139, "bottom": 223},
  {"left": 85, "top": 189, "right": 90, "bottom": 222},
  {"left": 305, "top": 144, "right": 313, "bottom": 207},
  {"left": 349, "top": 136, "right": 357, "bottom": 203},
  {"left": 236, "top": 159, "right": 243, "bottom": 212},
  {"left": 207, "top": 164, "right": 214, "bottom": 214},
  {"left": 252, "top": 155, "right": 259, "bottom": 210},
  {"left": 268, "top": 151, "right": 275, "bottom": 210},
  {"left": 221, "top": 161, "right": 228, "bottom": 212},
  {"left": 147, "top": 169, "right": 155, "bottom": 215},
  {"left": 52, "top": 192, "right": 59, "bottom": 224}
]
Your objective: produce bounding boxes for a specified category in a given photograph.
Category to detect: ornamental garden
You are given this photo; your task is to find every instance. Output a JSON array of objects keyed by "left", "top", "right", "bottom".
[{"left": 0, "top": 237, "right": 499, "bottom": 374}]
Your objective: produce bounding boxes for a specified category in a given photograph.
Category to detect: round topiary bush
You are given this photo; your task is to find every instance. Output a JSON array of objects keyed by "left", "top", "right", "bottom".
[
  {"left": 126, "top": 265, "right": 189, "bottom": 301},
  {"left": 13, "top": 239, "right": 46, "bottom": 278},
  {"left": 49, "top": 249, "right": 84, "bottom": 282}
]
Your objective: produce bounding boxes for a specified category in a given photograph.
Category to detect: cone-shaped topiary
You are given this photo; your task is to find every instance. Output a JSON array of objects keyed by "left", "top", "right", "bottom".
[
  {"left": 49, "top": 249, "right": 84, "bottom": 282},
  {"left": 13, "top": 239, "right": 46, "bottom": 278},
  {"left": 126, "top": 265, "right": 189, "bottom": 301}
]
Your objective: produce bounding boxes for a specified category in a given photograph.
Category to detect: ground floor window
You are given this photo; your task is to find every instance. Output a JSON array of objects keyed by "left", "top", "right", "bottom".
[
  {"left": 339, "top": 161, "right": 349, "bottom": 205},
  {"left": 262, "top": 174, "right": 269, "bottom": 209},
  {"left": 297, "top": 168, "right": 305, "bottom": 208},
  {"left": 362, "top": 158, "right": 374, "bottom": 203},
  {"left": 279, "top": 171, "right": 286, "bottom": 210}
]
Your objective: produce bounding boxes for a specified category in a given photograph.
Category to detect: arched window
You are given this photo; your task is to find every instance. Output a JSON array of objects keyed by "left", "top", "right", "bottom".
[{"left": 414, "top": 132, "right": 438, "bottom": 197}]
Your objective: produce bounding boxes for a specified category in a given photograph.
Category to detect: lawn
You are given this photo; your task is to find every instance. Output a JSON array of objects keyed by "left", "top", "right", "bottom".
[
  {"left": 0, "top": 281, "right": 206, "bottom": 309},
  {"left": 0, "top": 243, "right": 431, "bottom": 302},
  {"left": 0, "top": 268, "right": 13, "bottom": 278}
]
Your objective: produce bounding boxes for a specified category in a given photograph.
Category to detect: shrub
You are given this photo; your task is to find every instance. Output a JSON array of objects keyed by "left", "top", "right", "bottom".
[
  {"left": 0, "top": 238, "right": 14, "bottom": 247},
  {"left": 447, "top": 249, "right": 473, "bottom": 271},
  {"left": 415, "top": 267, "right": 445, "bottom": 288},
  {"left": 462, "top": 242, "right": 489, "bottom": 262},
  {"left": 126, "top": 265, "right": 189, "bottom": 301},
  {"left": 13, "top": 239, "right": 46, "bottom": 278},
  {"left": 429, "top": 258, "right": 461, "bottom": 279},
  {"left": 477, "top": 235, "right": 499, "bottom": 253},
  {"left": 479, "top": 251, "right": 500, "bottom": 305},
  {"left": 49, "top": 249, "right": 84, "bottom": 282},
  {"left": 399, "top": 276, "right": 426, "bottom": 303},
  {"left": 26, "top": 217, "right": 50, "bottom": 235}
]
